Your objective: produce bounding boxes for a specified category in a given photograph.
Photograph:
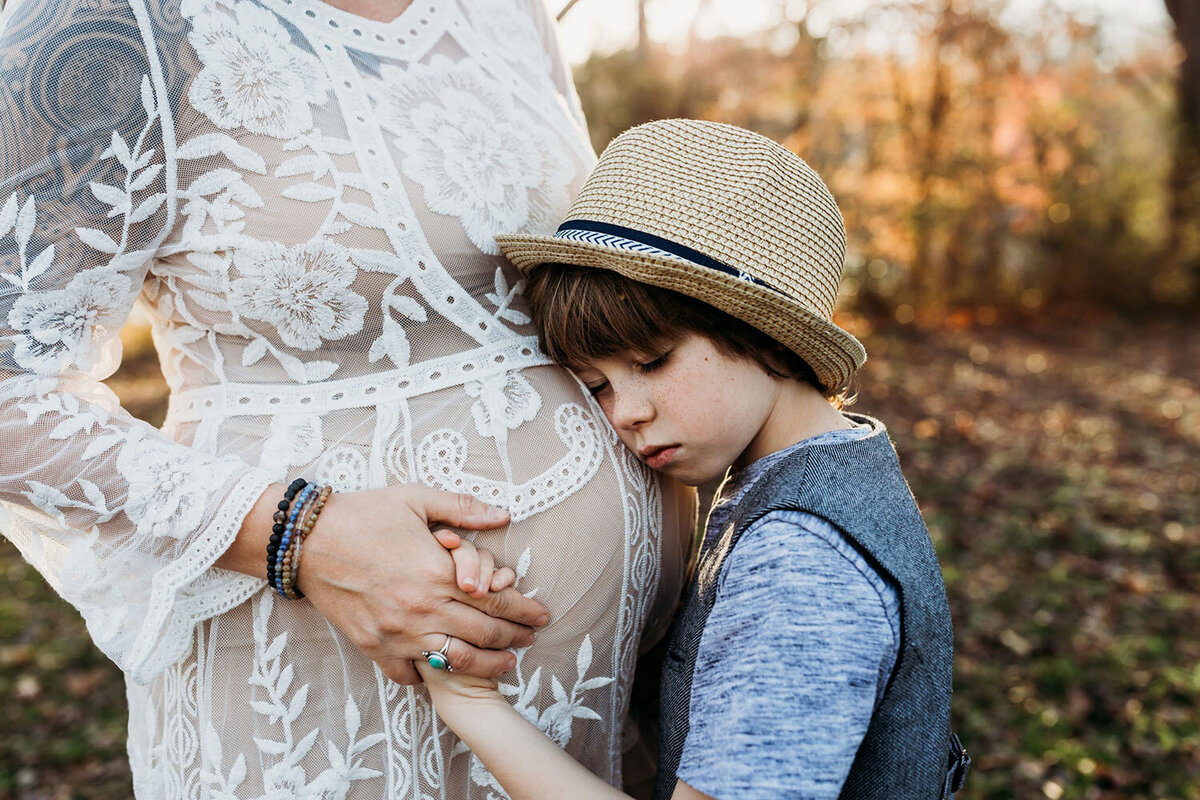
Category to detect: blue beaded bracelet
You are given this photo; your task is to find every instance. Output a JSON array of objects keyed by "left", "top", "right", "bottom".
[
  {"left": 275, "top": 483, "right": 318, "bottom": 597},
  {"left": 267, "top": 478, "right": 307, "bottom": 589}
]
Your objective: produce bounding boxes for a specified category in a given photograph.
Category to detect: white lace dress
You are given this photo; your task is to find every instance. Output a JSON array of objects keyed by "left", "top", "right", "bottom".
[{"left": 0, "top": 0, "right": 682, "bottom": 796}]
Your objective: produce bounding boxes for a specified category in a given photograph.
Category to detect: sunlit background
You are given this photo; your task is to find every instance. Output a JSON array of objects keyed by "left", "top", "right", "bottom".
[
  {"left": 552, "top": 0, "right": 1170, "bottom": 64},
  {"left": 2, "top": 2, "right": 1198, "bottom": 799}
]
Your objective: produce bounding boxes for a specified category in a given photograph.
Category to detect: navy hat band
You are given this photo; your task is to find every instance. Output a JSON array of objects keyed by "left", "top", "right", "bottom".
[{"left": 553, "top": 220, "right": 786, "bottom": 297}]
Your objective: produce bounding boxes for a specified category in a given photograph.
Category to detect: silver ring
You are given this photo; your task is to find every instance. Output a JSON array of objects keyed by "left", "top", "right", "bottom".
[{"left": 421, "top": 635, "right": 454, "bottom": 672}]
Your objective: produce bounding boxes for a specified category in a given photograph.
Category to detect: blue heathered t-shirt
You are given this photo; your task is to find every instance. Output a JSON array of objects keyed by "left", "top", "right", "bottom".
[{"left": 677, "top": 423, "right": 902, "bottom": 800}]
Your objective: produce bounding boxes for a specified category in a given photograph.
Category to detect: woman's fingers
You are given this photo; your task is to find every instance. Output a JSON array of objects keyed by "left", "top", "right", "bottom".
[
  {"left": 438, "top": 598, "right": 538, "bottom": 654},
  {"left": 417, "top": 632, "right": 516, "bottom": 679},
  {"left": 409, "top": 485, "right": 510, "bottom": 530},
  {"left": 468, "top": 585, "right": 550, "bottom": 629}
]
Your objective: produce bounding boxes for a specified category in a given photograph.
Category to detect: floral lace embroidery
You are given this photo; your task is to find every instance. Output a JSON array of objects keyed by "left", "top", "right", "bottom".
[
  {"left": 259, "top": 413, "right": 325, "bottom": 478},
  {"left": 7, "top": 268, "right": 135, "bottom": 374},
  {"left": 373, "top": 56, "right": 571, "bottom": 256},
  {"left": 466, "top": 371, "right": 542, "bottom": 442},
  {"left": 2, "top": 66, "right": 162, "bottom": 375},
  {"left": 316, "top": 446, "right": 370, "bottom": 492},
  {"left": 229, "top": 239, "right": 367, "bottom": 351},
  {"left": 186, "top": 0, "right": 330, "bottom": 140},
  {"left": 468, "top": 0, "right": 553, "bottom": 86},
  {"left": 200, "top": 593, "right": 387, "bottom": 799},
  {"left": 417, "top": 403, "right": 603, "bottom": 521},
  {"left": 117, "top": 431, "right": 231, "bottom": 539}
]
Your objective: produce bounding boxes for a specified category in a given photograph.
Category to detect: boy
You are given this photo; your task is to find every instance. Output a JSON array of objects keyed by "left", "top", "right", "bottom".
[{"left": 420, "top": 119, "right": 969, "bottom": 800}]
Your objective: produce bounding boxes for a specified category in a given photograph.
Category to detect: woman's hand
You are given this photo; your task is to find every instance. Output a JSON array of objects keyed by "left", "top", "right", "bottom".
[{"left": 222, "top": 483, "right": 549, "bottom": 685}]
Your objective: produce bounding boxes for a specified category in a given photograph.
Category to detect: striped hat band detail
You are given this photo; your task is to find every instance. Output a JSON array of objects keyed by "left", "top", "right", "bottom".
[{"left": 554, "top": 220, "right": 786, "bottom": 297}]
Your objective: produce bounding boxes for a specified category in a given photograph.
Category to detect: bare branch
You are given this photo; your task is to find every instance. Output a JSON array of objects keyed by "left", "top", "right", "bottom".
[{"left": 557, "top": 0, "right": 584, "bottom": 22}]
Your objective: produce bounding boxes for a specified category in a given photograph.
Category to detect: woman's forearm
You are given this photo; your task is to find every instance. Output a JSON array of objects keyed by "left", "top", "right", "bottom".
[{"left": 214, "top": 482, "right": 285, "bottom": 578}]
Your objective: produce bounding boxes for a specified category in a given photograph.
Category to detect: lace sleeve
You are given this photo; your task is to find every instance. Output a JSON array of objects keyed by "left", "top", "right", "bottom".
[
  {"left": 0, "top": 0, "right": 271, "bottom": 684},
  {"left": 525, "top": 0, "right": 591, "bottom": 139}
]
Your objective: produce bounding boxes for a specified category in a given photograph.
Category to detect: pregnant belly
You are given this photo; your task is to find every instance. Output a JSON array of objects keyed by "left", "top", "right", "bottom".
[{"left": 165, "top": 361, "right": 644, "bottom": 529}]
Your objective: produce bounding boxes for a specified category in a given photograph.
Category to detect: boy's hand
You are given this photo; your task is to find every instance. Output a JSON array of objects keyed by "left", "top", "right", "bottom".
[
  {"left": 416, "top": 656, "right": 511, "bottom": 725},
  {"left": 432, "top": 529, "right": 518, "bottom": 599}
]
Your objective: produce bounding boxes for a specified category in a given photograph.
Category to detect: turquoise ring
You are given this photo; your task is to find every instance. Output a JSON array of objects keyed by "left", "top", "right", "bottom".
[{"left": 422, "top": 635, "right": 454, "bottom": 672}]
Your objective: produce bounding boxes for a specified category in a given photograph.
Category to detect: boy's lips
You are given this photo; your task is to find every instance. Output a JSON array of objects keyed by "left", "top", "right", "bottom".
[{"left": 639, "top": 444, "right": 680, "bottom": 470}]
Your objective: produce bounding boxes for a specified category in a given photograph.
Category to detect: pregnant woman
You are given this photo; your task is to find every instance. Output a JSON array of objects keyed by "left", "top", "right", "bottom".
[{"left": 0, "top": 0, "right": 687, "bottom": 796}]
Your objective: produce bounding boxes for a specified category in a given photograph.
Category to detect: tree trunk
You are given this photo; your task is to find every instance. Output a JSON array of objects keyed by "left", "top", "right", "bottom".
[
  {"left": 912, "top": 0, "right": 953, "bottom": 310},
  {"left": 637, "top": 0, "right": 649, "bottom": 62},
  {"left": 1165, "top": 0, "right": 1200, "bottom": 302}
]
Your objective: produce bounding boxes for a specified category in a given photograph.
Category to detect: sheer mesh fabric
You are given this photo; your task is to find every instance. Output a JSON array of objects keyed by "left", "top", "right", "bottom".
[{"left": 0, "top": 0, "right": 685, "bottom": 796}]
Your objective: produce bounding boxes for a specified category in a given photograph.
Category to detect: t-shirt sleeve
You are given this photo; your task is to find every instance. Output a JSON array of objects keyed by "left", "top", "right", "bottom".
[{"left": 677, "top": 510, "right": 900, "bottom": 800}]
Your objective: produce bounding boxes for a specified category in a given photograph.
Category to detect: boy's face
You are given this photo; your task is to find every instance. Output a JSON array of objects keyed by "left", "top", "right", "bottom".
[{"left": 574, "top": 332, "right": 785, "bottom": 486}]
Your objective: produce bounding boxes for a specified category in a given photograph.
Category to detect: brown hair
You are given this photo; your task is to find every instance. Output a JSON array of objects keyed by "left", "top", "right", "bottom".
[{"left": 525, "top": 264, "right": 847, "bottom": 401}]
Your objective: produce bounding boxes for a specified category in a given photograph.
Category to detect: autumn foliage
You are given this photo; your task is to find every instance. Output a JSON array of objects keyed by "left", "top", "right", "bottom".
[
  {"left": 1, "top": 2, "right": 1198, "bottom": 799},
  {"left": 575, "top": 1, "right": 1199, "bottom": 316}
]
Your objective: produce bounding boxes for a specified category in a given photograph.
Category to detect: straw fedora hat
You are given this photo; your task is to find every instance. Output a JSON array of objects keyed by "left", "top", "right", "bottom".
[{"left": 496, "top": 118, "right": 866, "bottom": 392}]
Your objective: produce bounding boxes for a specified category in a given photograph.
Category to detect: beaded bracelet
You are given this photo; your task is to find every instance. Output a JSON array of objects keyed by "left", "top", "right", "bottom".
[
  {"left": 281, "top": 485, "right": 332, "bottom": 600},
  {"left": 268, "top": 480, "right": 311, "bottom": 590},
  {"left": 272, "top": 483, "right": 317, "bottom": 596},
  {"left": 276, "top": 486, "right": 317, "bottom": 598},
  {"left": 266, "top": 478, "right": 307, "bottom": 590}
]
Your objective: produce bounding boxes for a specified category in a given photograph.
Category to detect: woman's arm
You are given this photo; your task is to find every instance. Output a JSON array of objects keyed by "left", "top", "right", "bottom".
[
  {"left": 0, "top": 0, "right": 283, "bottom": 683},
  {"left": 221, "top": 482, "right": 550, "bottom": 684},
  {"left": 0, "top": 0, "right": 547, "bottom": 686}
]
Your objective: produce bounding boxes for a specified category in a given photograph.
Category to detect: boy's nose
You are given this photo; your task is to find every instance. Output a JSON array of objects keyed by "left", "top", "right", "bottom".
[{"left": 609, "top": 390, "right": 654, "bottom": 430}]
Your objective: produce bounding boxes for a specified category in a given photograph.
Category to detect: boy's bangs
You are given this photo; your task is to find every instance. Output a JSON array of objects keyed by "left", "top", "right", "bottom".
[{"left": 528, "top": 266, "right": 674, "bottom": 369}]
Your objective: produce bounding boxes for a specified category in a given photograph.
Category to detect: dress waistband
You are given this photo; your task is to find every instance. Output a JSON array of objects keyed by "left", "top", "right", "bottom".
[{"left": 165, "top": 337, "right": 553, "bottom": 423}]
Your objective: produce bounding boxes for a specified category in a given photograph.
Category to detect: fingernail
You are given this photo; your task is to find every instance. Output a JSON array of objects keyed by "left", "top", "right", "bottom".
[
  {"left": 535, "top": 613, "right": 550, "bottom": 627},
  {"left": 486, "top": 505, "right": 509, "bottom": 519},
  {"left": 462, "top": 578, "right": 476, "bottom": 590},
  {"left": 507, "top": 655, "right": 517, "bottom": 670}
]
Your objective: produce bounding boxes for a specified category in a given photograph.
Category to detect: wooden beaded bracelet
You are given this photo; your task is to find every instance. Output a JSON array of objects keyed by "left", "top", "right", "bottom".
[
  {"left": 277, "top": 490, "right": 313, "bottom": 597},
  {"left": 273, "top": 483, "right": 317, "bottom": 596},
  {"left": 281, "top": 485, "right": 332, "bottom": 600}
]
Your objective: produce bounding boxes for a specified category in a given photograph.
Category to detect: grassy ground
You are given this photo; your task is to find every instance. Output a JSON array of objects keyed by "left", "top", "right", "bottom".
[{"left": 1, "top": 314, "right": 1197, "bottom": 800}]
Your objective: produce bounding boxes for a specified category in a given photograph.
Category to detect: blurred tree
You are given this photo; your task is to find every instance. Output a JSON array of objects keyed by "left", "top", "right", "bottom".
[
  {"left": 573, "top": 0, "right": 1181, "bottom": 315},
  {"left": 1164, "top": 0, "right": 1200, "bottom": 303},
  {"left": 637, "top": 0, "right": 649, "bottom": 62}
]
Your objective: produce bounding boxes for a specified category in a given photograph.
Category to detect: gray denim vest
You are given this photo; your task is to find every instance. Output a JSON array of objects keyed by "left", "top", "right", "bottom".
[{"left": 655, "top": 417, "right": 968, "bottom": 799}]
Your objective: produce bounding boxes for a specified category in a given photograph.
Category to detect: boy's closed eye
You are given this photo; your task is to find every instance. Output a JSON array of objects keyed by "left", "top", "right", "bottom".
[
  {"left": 585, "top": 380, "right": 610, "bottom": 398},
  {"left": 577, "top": 348, "right": 673, "bottom": 398},
  {"left": 636, "top": 350, "right": 670, "bottom": 373}
]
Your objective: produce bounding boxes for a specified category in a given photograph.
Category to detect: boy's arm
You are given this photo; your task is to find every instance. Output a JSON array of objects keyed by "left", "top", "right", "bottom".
[
  {"left": 677, "top": 510, "right": 899, "bottom": 800},
  {"left": 417, "top": 663, "right": 628, "bottom": 800},
  {"left": 419, "top": 661, "right": 719, "bottom": 800}
]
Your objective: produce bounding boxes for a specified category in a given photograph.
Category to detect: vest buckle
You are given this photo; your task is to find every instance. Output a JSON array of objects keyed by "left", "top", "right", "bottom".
[{"left": 946, "top": 732, "right": 971, "bottom": 794}]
